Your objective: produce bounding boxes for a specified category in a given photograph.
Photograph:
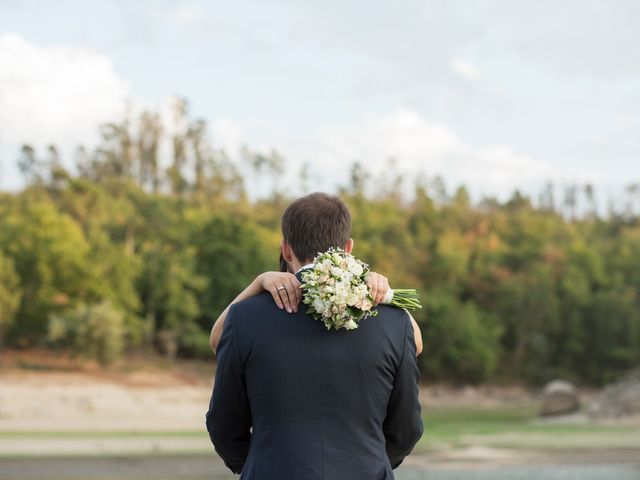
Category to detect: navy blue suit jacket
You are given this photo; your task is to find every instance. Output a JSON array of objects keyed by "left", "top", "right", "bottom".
[{"left": 206, "top": 279, "right": 423, "bottom": 479}]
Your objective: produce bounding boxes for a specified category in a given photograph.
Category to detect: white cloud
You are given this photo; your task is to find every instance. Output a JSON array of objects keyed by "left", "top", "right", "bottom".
[
  {"left": 0, "top": 34, "right": 129, "bottom": 188},
  {"left": 450, "top": 58, "right": 481, "bottom": 80},
  {"left": 211, "top": 117, "right": 246, "bottom": 154},
  {"left": 197, "top": 109, "right": 556, "bottom": 200},
  {"left": 301, "top": 109, "right": 555, "bottom": 198}
]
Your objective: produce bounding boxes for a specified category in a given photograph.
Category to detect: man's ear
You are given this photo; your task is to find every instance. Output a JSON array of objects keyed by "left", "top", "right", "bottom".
[
  {"left": 280, "top": 238, "right": 293, "bottom": 263},
  {"left": 344, "top": 238, "right": 354, "bottom": 254}
]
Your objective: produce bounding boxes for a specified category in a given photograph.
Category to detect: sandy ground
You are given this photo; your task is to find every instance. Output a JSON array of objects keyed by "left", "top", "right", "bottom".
[
  {"left": 0, "top": 355, "right": 216, "bottom": 459},
  {"left": 0, "top": 353, "right": 539, "bottom": 435},
  {"left": 0, "top": 369, "right": 212, "bottom": 433},
  {"left": 0, "top": 351, "right": 637, "bottom": 470}
]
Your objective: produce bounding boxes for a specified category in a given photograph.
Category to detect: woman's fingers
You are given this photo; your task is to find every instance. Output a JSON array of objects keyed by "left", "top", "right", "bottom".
[
  {"left": 261, "top": 272, "right": 292, "bottom": 312},
  {"left": 367, "top": 274, "right": 378, "bottom": 303},
  {"left": 269, "top": 284, "right": 285, "bottom": 310},
  {"left": 367, "top": 272, "right": 389, "bottom": 305},
  {"left": 280, "top": 274, "right": 302, "bottom": 313},
  {"left": 371, "top": 283, "right": 379, "bottom": 304},
  {"left": 278, "top": 281, "right": 296, "bottom": 313},
  {"left": 277, "top": 273, "right": 302, "bottom": 313},
  {"left": 375, "top": 284, "right": 384, "bottom": 304},
  {"left": 377, "top": 276, "right": 389, "bottom": 304},
  {"left": 288, "top": 277, "right": 303, "bottom": 308},
  {"left": 262, "top": 271, "right": 303, "bottom": 313}
]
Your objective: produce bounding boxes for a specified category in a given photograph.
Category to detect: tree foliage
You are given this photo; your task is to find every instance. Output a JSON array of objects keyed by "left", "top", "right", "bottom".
[
  {"left": 0, "top": 249, "right": 22, "bottom": 349},
  {"left": 48, "top": 301, "right": 124, "bottom": 365},
  {"left": 1, "top": 104, "right": 639, "bottom": 385}
]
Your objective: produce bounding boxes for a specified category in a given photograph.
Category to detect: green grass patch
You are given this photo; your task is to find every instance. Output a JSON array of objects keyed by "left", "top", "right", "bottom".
[
  {"left": 2, "top": 406, "right": 639, "bottom": 453},
  {"left": 418, "top": 405, "right": 640, "bottom": 450}
]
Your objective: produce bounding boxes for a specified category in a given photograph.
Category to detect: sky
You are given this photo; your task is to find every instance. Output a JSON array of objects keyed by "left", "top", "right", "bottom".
[{"left": 0, "top": 0, "right": 639, "bottom": 202}]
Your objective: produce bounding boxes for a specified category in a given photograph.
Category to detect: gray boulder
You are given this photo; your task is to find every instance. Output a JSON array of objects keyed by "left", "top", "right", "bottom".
[
  {"left": 589, "top": 368, "right": 640, "bottom": 419},
  {"left": 540, "top": 379, "right": 579, "bottom": 416}
]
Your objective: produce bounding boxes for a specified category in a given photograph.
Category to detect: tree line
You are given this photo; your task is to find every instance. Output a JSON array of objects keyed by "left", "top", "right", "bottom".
[{"left": 1, "top": 99, "right": 639, "bottom": 385}]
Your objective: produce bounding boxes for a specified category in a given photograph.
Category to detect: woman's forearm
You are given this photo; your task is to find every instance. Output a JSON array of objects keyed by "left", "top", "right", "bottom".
[
  {"left": 209, "top": 271, "right": 302, "bottom": 352},
  {"left": 209, "top": 275, "right": 264, "bottom": 352},
  {"left": 409, "top": 314, "right": 423, "bottom": 356}
]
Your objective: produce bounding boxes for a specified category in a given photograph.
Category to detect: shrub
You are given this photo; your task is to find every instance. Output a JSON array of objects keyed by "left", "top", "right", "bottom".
[{"left": 48, "top": 301, "right": 124, "bottom": 365}]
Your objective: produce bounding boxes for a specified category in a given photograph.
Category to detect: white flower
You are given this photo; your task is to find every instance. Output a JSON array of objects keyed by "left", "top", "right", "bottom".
[
  {"left": 346, "top": 293, "right": 358, "bottom": 306},
  {"left": 301, "top": 247, "right": 377, "bottom": 331},
  {"left": 348, "top": 261, "right": 363, "bottom": 276},
  {"left": 313, "top": 298, "right": 327, "bottom": 315},
  {"left": 344, "top": 320, "right": 358, "bottom": 330},
  {"left": 331, "top": 266, "right": 344, "bottom": 278}
]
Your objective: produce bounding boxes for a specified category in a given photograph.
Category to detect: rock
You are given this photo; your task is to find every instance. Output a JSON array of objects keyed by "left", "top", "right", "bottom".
[
  {"left": 540, "top": 379, "right": 579, "bottom": 416},
  {"left": 589, "top": 368, "right": 640, "bottom": 419}
]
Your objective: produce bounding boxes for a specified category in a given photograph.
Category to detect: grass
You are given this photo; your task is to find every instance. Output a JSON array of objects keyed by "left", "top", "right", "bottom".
[
  {"left": 1, "top": 406, "right": 639, "bottom": 453},
  {"left": 418, "top": 405, "right": 640, "bottom": 451}
]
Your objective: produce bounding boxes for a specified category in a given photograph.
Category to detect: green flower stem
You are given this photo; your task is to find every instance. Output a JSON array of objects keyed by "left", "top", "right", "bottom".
[{"left": 389, "top": 289, "right": 422, "bottom": 311}]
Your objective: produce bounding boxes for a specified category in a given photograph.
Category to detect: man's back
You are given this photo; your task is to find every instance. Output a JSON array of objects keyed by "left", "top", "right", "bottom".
[{"left": 206, "top": 292, "right": 423, "bottom": 480}]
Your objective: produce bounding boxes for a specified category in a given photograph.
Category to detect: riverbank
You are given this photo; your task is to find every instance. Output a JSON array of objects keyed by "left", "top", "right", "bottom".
[
  {"left": 1, "top": 351, "right": 639, "bottom": 473},
  {"left": 1, "top": 450, "right": 640, "bottom": 480}
]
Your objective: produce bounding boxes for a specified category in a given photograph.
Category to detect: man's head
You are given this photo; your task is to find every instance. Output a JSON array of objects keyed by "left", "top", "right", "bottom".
[{"left": 280, "top": 192, "right": 353, "bottom": 271}]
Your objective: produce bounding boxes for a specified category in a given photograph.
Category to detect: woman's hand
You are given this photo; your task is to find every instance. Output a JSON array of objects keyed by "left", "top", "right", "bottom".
[
  {"left": 258, "top": 272, "right": 302, "bottom": 313},
  {"left": 367, "top": 271, "right": 390, "bottom": 305},
  {"left": 367, "top": 272, "right": 422, "bottom": 355}
]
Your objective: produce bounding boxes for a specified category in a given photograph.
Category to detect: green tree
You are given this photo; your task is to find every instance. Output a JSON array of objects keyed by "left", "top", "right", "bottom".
[
  {"left": 0, "top": 250, "right": 22, "bottom": 350},
  {"left": 0, "top": 196, "right": 92, "bottom": 344},
  {"left": 422, "top": 290, "right": 501, "bottom": 383},
  {"left": 48, "top": 301, "right": 124, "bottom": 365},
  {"left": 193, "top": 214, "right": 276, "bottom": 330}
]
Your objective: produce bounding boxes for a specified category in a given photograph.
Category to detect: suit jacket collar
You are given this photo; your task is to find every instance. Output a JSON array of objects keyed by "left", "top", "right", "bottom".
[{"left": 295, "top": 264, "right": 314, "bottom": 283}]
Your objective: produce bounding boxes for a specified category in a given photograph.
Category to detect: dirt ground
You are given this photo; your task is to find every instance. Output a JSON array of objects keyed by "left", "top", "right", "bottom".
[
  {"left": 0, "top": 349, "right": 629, "bottom": 466},
  {"left": 0, "top": 351, "right": 214, "bottom": 433},
  {"left": 0, "top": 349, "right": 543, "bottom": 434}
]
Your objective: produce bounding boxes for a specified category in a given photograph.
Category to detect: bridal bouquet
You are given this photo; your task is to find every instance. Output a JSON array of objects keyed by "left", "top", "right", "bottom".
[{"left": 301, "top": 248, "right": 421, "bottom": 331}]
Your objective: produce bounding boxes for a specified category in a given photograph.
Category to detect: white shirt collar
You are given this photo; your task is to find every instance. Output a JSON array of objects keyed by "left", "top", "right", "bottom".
[{"left": 296, "top": 263, "right": 315, "bottom": 274}]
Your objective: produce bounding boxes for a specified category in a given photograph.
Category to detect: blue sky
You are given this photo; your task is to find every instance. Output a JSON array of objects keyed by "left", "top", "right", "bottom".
[{"left": 0, "top": 0, "right": 639, "bottom": 203}]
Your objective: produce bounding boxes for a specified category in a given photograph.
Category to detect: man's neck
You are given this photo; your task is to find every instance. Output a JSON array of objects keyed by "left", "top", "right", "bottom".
[{"left": 288, "top": 256, "right": 313, "bottom": 274}]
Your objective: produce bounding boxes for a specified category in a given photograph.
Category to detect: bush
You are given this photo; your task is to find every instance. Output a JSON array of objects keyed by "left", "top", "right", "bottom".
[
  {"left": 421, "top": 292, "right": 502, "bottom": 384},
  {"left": 177, "top": 323, "right": 213, "bottom": 358},
  {"left": 48, "top": 301, "right": 124, "bottom": 365},
  {"left": 0, "top": 250, "right": 22, "bottom": 349}
]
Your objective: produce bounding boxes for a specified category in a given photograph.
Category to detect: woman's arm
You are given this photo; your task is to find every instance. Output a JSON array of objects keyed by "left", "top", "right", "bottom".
[
  {"left": 408, "top": 313, "right": 423, "bottom": 356},
  {"left": 210, "top": 271, "right": 423, "bottom": 356},
  {"left": 209, "top": 272, "right": 301, "bottom": 352},
  {"left": 367, "top": 273, "right": 423, "bottom": 356}
]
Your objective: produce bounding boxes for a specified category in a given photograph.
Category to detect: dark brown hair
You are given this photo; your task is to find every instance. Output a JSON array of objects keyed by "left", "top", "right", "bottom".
[{"left": 281, "top": 192, "right": 352, "bottom": 263}]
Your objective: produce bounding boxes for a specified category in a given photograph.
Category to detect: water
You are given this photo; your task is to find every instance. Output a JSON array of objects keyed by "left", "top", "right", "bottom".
[
  {"left": 0, "top": 456, "right": 638, "bottom": 480},
  {"left": 398, "top": 464, "right": 640, "bottom": 480}
]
